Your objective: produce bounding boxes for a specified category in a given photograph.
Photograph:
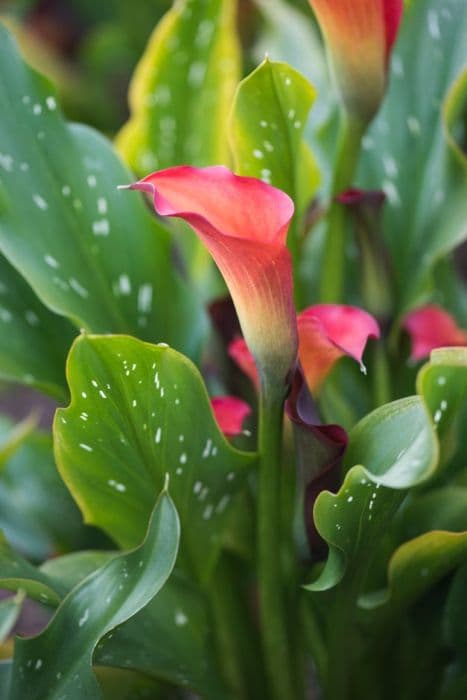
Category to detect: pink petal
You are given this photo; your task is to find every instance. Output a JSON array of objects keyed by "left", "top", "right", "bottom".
[
  {"left": 128, "top": 166, "right": 298, "bottom": 383},
  {"left": 211, "top": 396, "right": 252, "bottom": 437},
  {"left": 298, "top": 304, "right": 380, "bottom": 391},
  {"left": 403, "top": 304, "right": 467, "bottom": 361}
]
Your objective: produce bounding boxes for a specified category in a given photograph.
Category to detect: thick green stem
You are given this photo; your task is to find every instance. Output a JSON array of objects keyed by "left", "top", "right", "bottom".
[
  {"left": 257, "top": 376, "right": 299, "bottom": 700},
  {"left": 211, "top": 555, "right": 266, "bottom": 700},
  {"left": 319, "top": 115, "right": 365, "bottom": 303}
]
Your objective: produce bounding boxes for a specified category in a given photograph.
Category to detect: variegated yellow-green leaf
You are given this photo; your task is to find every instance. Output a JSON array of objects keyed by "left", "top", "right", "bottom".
[{"left": 116, "top": 0, "right": 240, "bottom": 174}]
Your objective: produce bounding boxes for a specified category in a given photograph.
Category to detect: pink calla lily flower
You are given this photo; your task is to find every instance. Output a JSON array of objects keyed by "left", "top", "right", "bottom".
[
  {"left": 298, "top": 304, "right": 380, "bottom": 391},
  {"left": 229, "top": 304, "right": 380, "bottom": 393},
  {"left": 211, "top": 396, "right": 252, "bottom": 438},
  {"left": 308, "top": 0, "right": 403, "bottom": 122},
  {"left": 123, "top": 166, "right": 297, "bottom": 384},
  {"left": 403, "top": 304, "right": 467, "bottom": 361}
]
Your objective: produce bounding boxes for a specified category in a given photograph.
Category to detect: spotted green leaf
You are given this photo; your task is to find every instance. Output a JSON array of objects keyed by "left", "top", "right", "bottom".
[
  {"left": 7, "top": 485, "right": 179, "bottom": 700},
  {"left": 54, "top": 335, "right": 255, "bottom": 580},
  {"left": 307, "top": 396, "right": 438, "bottom": 592},
  {"left": 0, "top": 255, "right": 75, "bottom": 399},
  {"left": 0, "top": 24, "right": 205, "bottom": 360},
  {"left": 116, "top": 0, "right": 240, "bottom": 174},
  {"left": 30, "top": 551, "right": 228, "bottom": 699},
  {"left": 416, "top": 347, "right": 467, "bottom": 442},
  {"left": 230, "top": 59, "right": 317, "bottom": 209},
  {"left": 358, "top": 0, "right": 467, "bottom": 310},
  {"left": 230, "top": 58, "right": 318, "bottom": 289}
]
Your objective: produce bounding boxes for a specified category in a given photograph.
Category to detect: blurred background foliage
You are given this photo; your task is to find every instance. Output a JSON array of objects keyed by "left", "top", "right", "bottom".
[{"left": 0, "top": 0, "right": 310, "bottom": 134}]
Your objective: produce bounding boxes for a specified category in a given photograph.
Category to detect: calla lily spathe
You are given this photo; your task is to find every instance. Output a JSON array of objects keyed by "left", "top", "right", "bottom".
[
  {"left": 403, "top": 305, "right": 467, "bottom": 361},
  {"left": 124, "top": 166, "right": 298, "bottom": 385},
  {"left": 308, "top": 0, "right": 403, "bottom": 122},
  {"left": 211, "top": 396, "right": 251, "bottom": 437},
  {"left": 230, "top": 304, "right": 380, "bottom": 393}
]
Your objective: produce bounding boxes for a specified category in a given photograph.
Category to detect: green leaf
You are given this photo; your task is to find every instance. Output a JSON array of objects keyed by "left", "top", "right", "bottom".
[
  {"left": 359, "top": 531, "right": 467, "bottom": 613},
  {"left": 230, "top": 58, "right": 317, "bottom": 211},
  {"left": 307, "top": 397, "right": 438, "bottom": 591},
  {"left": 41, "top": 551, "right": 116, "bottom": 591},
  {"left": 116, "top": 0, "right": 240, "bottom": 174},
  {"left": 344, "top": 397, "right": 438, "bottom": 489},
  {"left": 0, "top": 414, "right": 37, "bottom": 470},
  {"left": 358, "top": 0, "right": 467, "bottom": 310},
  {"left": 0, "top": 591, "right": 24, "bottom": 643},
  {"left": 0, "top": 255, "right": 75, "bottom": 399},
  {"left": 0, "top": 534, "right": 64, "bottom": 606},
  {"left": 54, "top": 334, "right": 255, "bottom": 580},
  {"left": 0, "top": 424, "right": 84, "bottom": 561},
  {"left": 416, "top": 348, "right": 467, "bottom": 442},
  {"left": 0, "top": 24, "right": 205, "bottom": 359},
  {"left": 95, "top": 573, "right": 228, "bottom": 700},
  {"left": 230, "top": 58, "right": 318, "bottom": 296},
  {"left": 43, "top": 553, "right": 228, "bottom": 699},
  {"left": 444, "top": 563, "right": 467, "bottom": 662},
  {"left": 7, "top": 486, "right": 179, "bottom": 700}
]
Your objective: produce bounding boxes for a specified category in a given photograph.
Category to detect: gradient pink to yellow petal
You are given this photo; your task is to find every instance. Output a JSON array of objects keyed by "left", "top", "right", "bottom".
[
  {"left": 308, "top": 0, "right": 403, "bottom": 121},
  {"left": 230, "top": 304, "right": 380, "bottom": 394},
  {"left": 128, "top": 166, "right": 298, "bottom": 383}
]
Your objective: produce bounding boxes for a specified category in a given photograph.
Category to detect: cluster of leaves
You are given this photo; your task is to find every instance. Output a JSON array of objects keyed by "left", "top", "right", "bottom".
[{"left": 0, "top": 0, "right": 466, "bottom": 699}]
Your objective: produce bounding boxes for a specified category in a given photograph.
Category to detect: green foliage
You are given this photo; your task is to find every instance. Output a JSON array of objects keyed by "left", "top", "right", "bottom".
[
  {"left": 0, "top": 24, "right": 206, "bottom": 376},
  {"left": 6, "top": 486, "right": 179, "bottom": 700},
  {"left": 117, "top": 0, "right": 240, "bottom": 174},
  {"left": 0, "top": 418, "right": 85, "bottom": 561},
  {"left": 0, "top": 256, "right": 75, "bottom": 400},
  {"left": 54, "top": 334, "right": 255, "bottom": 580},
  {"left": 358, "top": 0, "right": 467, "bottom": 311}
]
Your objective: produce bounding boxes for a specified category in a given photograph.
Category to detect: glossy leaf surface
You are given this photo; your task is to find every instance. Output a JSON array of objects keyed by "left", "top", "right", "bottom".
[
  {"left": 307, "top": 396, "right": 438, "bottom": 591},
  {"left": 0, "top": 25, "right": 205, "bottom": 359},
  {"left": 358, "top": 0, "right": 467, "bottom": 309},
  {"left": 230, "top": 58, "right": 317, "bottom": 211},
  {"left": 7, "top": 487, "right": 179, "bottom": 700},
  {"left": 54, "top": 335, "right": 255, "bottom": 579}
]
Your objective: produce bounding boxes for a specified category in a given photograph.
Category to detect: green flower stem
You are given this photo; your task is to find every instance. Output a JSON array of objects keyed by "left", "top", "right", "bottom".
[
  {"left": 210, "top": 555, "right": 266, "bottom": 700},
  {"left": 371, "top": 342, "right": 392, "bottom": 408},
  {"left": 319, "top": 115, "right": 365, "bottom": 303},
  {"left": 257, "top": 375, "right": 299, "bottom": 700}
]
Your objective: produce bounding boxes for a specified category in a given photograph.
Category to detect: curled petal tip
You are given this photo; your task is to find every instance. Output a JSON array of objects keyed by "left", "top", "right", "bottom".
[
  {"left": 298, "top": 304, "right": 380, "bottom": 392},
  {"left": 117, "top": 184, "right": 134, "bottom": 190}
]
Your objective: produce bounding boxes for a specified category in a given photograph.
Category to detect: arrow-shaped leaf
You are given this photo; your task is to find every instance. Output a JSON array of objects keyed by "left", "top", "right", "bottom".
[
  {"left": 54, "top": 334, "right": 255, "bottom": 580},
  {"left": 7, "top": 485, "right": 179, "bottom": 700}
]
